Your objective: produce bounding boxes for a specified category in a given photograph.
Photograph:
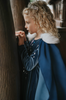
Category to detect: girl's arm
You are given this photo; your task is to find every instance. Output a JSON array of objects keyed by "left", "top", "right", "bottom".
[{"left": 18, "top": 44, "right": 39, "bottom": 71}]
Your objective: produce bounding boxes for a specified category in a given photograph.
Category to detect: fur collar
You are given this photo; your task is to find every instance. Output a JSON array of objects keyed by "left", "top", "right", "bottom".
[{"left": 27, "top": 32, "right": 60, "bottom": 44}]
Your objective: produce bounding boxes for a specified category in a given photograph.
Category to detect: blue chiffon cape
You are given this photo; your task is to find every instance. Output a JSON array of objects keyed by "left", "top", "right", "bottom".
[{"left": 39, "top": 40, "right": 66, "bottom": 100}]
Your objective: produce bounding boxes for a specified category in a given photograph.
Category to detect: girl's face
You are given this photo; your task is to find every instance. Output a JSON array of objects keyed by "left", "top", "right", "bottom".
[{"left": 24, "top": 14, "right": 38, "bottom": 34}]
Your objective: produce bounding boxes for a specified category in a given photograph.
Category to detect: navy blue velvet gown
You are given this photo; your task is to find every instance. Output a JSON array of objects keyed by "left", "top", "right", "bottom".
[{"left": 18, "top": 38, "right": 66, "bottom": 100}]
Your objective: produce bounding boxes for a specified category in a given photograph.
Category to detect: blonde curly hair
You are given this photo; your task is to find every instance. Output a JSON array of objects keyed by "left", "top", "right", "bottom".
[{"left": 22, "top": 1, "right": 60, "bottom": 38}]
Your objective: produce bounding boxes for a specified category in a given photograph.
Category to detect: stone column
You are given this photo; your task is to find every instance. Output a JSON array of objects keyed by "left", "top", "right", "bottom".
[
  {"left": 60, "top": 0, "right": 66, "bottom": 27},
  {"left": 0, "top": 0, "right": 20, "bottom": 100},
  {"left": 10, "top": 0, "right": 30, "bottom": 100},
  {"left": 10, "top": 0, "right": 29, "bottom": 32}
]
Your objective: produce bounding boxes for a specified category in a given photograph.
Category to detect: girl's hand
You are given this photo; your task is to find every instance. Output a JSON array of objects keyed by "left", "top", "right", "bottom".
[{"left": 15, "top": 30, "right": 26, "bottom": 46}]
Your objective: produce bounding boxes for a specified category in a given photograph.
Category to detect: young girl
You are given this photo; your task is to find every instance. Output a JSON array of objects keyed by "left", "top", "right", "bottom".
[{"left": 16, "top": 1, "right": 66, "bottom": 100}]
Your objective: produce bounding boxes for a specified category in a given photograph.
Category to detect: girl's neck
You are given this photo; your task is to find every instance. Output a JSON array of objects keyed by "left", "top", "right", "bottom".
[
  {"left": 34, "top": 30, "right": 44, "bottom": 40},
  {"left": 34, "top": 35, "right": 41, "bottom": 40}
]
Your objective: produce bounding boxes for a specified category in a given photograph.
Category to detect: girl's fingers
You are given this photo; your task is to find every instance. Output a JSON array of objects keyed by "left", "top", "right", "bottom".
[
  {"left": 15, "top": 34, "right": 23, "bottom": 37},
  {"left": 15, "top": 33, "right": 19, "bottom": 36},
  {"left": 20, "top": 34, "right": 23, "bottom": 37},
  {"left": 18, "top": 34, "right": 24, "bottom": 39},
  {"left": 15, "top": 30, "right": 26, "bottom": 41},
  {"left": 15, "top": 30, "right": 25, "bottom": 35}
]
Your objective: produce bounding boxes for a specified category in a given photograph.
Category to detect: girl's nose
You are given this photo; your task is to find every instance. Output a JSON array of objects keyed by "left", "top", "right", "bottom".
[{"left": 25, "top": 24, "right": 27, "bottom": 29}]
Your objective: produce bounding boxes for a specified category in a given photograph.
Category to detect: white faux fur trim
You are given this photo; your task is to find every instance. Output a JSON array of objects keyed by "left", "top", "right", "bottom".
[
  {"left": 27, "top": 32, "right": 60, "bottom": 44},
  {"left": 27, "top": 32, "right": 36, "bottom": 41},
  {"left": 41, "top": 33, "right": 60, "bottom": 44}
]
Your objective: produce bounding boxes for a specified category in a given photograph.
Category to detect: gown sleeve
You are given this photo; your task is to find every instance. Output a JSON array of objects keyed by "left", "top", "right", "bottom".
[{"left": 18, "top": 44, "right": 39, "bottom": 71}]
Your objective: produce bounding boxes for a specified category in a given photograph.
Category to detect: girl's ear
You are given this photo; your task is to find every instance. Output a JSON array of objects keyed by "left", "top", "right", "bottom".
[
  {"left": 37, "top": 23, "right": 40, "bottom": 30},
  {"left": 35, "top": 21, "right": 40, "bottom": 29}
]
